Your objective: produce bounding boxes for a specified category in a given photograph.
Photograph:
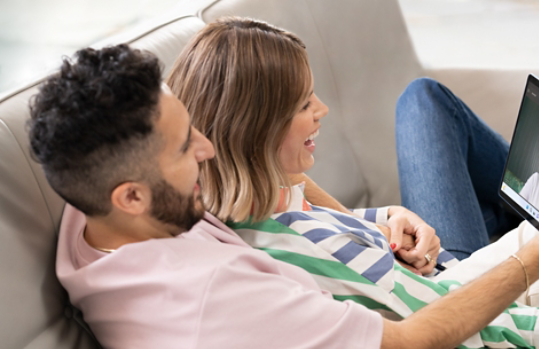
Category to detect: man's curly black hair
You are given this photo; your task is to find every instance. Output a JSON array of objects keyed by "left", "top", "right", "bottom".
[{"left": 28, "top": 44, "right": 163, "bottom": 216}]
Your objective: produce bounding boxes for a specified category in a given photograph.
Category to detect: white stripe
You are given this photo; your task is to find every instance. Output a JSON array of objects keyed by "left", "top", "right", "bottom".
[
  {"left": 461, "top": 333, "right": 489, "bottom": 349},
  {"left": 352, "top": 208, "right": 366, "bottom": 220},
  {"left": 373, "top": 269, "right": 396, "bottom": 293},
  {"left": 309, "top": 274, "right": 413, "bottom": 318},
  {"left": 305, "top": 210, "right": 355, "bottom": 228},
  {"left": 376, "top": 207, "right": 390, "bottom": 225},
  {"left": 235, "top": 229, "right": 336, "bottom": 262},
  {"left": 288, "top": 219, "right": 343, "bottom": 236},
  {"left": 394, "top": 271, "right": 445, "bottom": 304},
  {"left": 296, "top": 212, "right": 387, "bottom": 250},
  {"left": 315, "top": 234, "right": 360, "bottom": 255},
  {"left": 238, "top": 228, "right": 393, "bottom": 286},
  {"left": 490, "top": 312, "right": 520, "bottom": 334},
  {"left": 489, "top": 311, "right": 534, "bottom": 345}
]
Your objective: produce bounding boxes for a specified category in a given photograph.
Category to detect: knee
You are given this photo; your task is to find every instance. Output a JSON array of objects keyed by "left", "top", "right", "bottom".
[{"left": 396, "top": 77, "right": 445, "bottom": 126}]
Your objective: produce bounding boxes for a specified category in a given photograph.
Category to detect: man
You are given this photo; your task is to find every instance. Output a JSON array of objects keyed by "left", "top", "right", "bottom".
[
  {"left": 521, "top": 172, "right": 539, "bottom": 208},
  {"left": 28, "top": 44, "right": 539, "bottom": 349}
]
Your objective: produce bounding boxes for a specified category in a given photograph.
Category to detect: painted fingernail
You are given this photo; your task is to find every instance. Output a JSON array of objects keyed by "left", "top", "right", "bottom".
[{"left": 390, "top": 243, "right": 397, "bottom": 250}]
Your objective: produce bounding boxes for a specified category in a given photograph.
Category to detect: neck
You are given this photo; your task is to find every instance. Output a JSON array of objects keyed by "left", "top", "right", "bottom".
[{"left": 84, "top": 213, "right": 175, "bottom": 252}]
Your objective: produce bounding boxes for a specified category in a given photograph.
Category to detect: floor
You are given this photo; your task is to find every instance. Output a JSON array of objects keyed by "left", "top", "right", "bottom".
[{"left": 1, "top": 0, "right": 539, "bottom": 98}]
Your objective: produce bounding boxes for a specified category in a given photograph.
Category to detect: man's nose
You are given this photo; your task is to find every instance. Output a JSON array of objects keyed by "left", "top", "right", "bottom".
[{"left": 194, "top": 128, "right": 215, "bottom": 162}]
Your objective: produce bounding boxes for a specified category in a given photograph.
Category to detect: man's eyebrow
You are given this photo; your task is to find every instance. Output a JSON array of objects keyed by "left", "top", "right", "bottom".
[{"left": 180, "top": 125, "right": 192, "bottom": 153}]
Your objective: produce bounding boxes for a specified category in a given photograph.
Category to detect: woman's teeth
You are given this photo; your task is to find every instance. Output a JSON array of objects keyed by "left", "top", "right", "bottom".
[{"left": 305, "top": 129, "right": 319, "bottom": 142}]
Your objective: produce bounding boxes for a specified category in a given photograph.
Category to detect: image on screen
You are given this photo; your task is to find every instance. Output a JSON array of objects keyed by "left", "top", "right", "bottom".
[{"left": 501, "top": 80, "right": 539, "bottom": 218}]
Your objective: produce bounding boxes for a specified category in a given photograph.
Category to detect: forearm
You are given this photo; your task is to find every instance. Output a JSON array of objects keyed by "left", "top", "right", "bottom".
[
  {"left": 382, "top": 243, "right": 539, "bottom": 349},
  {"left": 289, "top": 173, "right": 349, "bottom": 213}
]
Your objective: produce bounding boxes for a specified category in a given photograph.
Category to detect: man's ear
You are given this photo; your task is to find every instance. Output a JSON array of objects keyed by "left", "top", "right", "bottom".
[{"left": 110, "top": 182, "right": 152, "bottom": 215}]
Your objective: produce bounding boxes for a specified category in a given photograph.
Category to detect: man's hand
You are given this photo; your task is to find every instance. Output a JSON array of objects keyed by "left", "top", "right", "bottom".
[{"left": 381, "top": 206, "right": 440, "bottom": 275}]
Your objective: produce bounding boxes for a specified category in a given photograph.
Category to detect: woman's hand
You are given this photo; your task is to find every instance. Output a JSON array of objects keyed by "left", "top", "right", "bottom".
[{"left": 379, "top": 206, "right": 440, "bottom": 275}]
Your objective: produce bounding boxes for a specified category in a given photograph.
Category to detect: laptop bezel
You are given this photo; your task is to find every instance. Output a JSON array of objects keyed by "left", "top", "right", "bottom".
[{"left": 499, "top": 74, "right": 539, "bottom": 230}]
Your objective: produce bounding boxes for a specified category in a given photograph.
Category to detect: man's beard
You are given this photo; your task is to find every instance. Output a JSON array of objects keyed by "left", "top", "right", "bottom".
[{"left": 149, "top": 179, "right": 205, "bottom": 233}]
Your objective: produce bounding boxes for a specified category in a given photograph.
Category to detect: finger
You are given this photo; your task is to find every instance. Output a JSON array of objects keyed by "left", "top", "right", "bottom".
[
  {"left": 389, "top": 230, "right": 403, "bottom": 252},
  {"left": 396, "top": 247, "right": 424, "bottom": 265},
  {"left": 386, "top": 219, "right": 406, "bottom": 252},
  {"left": 417, "top": 261, "right": 435, "bottom": 275},
  {"left": 400, "top": 234, "right": 415, "bottom": 251},
  {"left": 410, "top": 224, "right": 435, "bottom": 257},
  {"left": 417, "top": 250, "right": 439, "bottom": 275},
  {"left": 402, "top": 226, "right": 435, "bottom": 268}
]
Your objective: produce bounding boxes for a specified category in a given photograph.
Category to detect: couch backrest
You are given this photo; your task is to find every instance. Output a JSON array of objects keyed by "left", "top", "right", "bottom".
[{"left": 0, "top": 1, "right": 421, "bottom": 348}]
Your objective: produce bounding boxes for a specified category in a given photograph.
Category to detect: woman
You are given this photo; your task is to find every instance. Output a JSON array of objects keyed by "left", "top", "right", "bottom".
[
  {"left": 167, "top": 17, "right": 535, "bottom": 348},
  {"left": 166, "top": 17, "right": 440, "bottom": 272}
]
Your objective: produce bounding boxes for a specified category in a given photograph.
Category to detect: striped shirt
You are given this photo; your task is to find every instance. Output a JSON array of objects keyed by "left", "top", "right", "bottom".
[{"left": 228, "top": 184, "right": 539, "bottom": 349}]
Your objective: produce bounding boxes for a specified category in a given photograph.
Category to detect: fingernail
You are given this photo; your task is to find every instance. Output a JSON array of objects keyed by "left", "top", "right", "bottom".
[
  {"left": 390, "top": 243, "right": 397, "bottom": 250},
  {"left": 415, "top": 272, "right": 422, "bottom": 276}
]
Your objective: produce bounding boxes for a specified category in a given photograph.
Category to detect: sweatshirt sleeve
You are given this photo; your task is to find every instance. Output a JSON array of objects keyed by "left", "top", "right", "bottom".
[
  {"left": 195, "top": 252, "right": 384, "bottom": 349},
  {"left": 352, "top": 206, "right": 390, "bottom": 226}
]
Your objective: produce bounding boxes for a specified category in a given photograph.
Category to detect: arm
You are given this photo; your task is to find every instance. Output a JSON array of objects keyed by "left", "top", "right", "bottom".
[
  {"left": 289, "top": 173, "right": 350, "bottom": 213},
  {"left": 382, "top": 239, "right": 539, "bottom": 349},
  {"left": 293, "top": 173, "right": 438, "bottom": 274}
]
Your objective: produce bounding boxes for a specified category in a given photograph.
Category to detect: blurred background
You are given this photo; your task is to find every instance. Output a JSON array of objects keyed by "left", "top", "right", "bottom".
[{"left": 1, "top": 0, "right": 539, "bottom": 99}]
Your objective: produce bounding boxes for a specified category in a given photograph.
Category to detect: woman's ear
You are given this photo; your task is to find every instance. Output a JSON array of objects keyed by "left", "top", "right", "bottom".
[{"left": 110, "top": 182, "right": 152, "bottom": 215}]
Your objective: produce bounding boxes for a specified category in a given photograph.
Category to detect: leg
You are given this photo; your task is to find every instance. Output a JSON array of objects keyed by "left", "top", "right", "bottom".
[{"left": 396, "top": 78, "right": 519, "bottom": 260}]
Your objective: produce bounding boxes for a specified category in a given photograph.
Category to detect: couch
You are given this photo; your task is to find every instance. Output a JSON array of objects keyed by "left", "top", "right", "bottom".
[{"left": 1, "top": 0, "right": 536, "bottom": 348}]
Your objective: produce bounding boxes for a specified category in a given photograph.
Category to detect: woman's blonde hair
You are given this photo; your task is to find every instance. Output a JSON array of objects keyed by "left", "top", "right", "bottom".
[{"left": 167, "top": 17, "right": 312, "bottom": 222}]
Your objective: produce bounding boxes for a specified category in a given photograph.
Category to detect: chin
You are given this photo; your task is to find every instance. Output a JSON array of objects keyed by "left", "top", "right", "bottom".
[{"left": 300, "top": 157, "right": 315, "bottom": 173}]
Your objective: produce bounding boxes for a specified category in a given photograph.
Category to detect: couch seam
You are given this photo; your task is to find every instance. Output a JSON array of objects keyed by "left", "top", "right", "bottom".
[
  {"left": 302, "top": 0, "right": 372, "bottom": 205},
  {"left": 0, "top": 119, "right": 58, "bottom": 233}
]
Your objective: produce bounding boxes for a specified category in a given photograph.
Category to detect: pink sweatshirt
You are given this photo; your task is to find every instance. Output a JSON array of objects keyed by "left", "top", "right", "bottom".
[{"left": 56, "top": 204, "right": 383, "bottom": 349}]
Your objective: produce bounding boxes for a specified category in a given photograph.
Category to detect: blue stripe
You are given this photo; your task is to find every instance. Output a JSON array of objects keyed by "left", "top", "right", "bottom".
[
  {"left": 437, "top": 250, "right": 456, "bottom": 264},
  {"left": 311, "top": 205, "right": 371, "bottom": 229},
  {"left": 303, "top": 228, "right": 338, "bottom": 244},
  {"left": 362, "top": 253, "right": 394, "bottom": 283},
  {"left": 332, "top": 241, "right": 367, "bottom": 264},
  {"left": 274, "top": 211, "right": 317, "bottom": 227},
  {"left": 311, "top": 206, "right": 386, "bottom": 241},
  {"left": 364, "top": 208, "right": 377, "bottom": 223},
  {"left": 278, "top": 207, "right": 389, "bottom": 252},
  {"left": 347, "top": 230, "right": 383, "bottom": 249}
]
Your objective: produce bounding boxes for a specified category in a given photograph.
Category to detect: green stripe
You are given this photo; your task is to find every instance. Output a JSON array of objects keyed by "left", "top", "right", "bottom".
[
  {"left": 333, "top": 294, "right": 398, "bottom": 316},
  {"left": 507, "top": 302, "right": 520, "bottom": 309},
  {"left": 227, "top": 218, "right": 301, "bottom": 236},
  {"left": 391, "top": 282, "right": 428, "bottom": 312},
  {"left": 479, "top": 325, "right": 532, "bottom": 348},
  {"left": 511, "top": 314, "right": 537, "bottom": 332},
  {"left": 258, "top": 247, "right": 374, "bottom": 285},
  {"left": 394, "top": 264, "right": 448, "bottom": 297},
  {"left": 235, "top": 216, "right": 535, "bottom": 349},
  {"left": 437, "top": 279, "right": 463, "bottom": 291}
]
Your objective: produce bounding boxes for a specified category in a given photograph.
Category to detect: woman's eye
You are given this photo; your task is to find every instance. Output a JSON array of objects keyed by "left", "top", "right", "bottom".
[{"left": 301, "top": 101, "right": 311, "bottom": 111}]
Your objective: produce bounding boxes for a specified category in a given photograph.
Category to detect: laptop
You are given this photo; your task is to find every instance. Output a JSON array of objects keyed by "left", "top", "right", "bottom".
[{"left": 500, "top": 74, "right": 539, "bottom": 229}]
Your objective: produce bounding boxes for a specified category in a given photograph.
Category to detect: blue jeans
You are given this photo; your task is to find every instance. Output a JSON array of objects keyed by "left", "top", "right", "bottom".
[{"left": 396, "top": 78, "right": 521, "bottom": 260}]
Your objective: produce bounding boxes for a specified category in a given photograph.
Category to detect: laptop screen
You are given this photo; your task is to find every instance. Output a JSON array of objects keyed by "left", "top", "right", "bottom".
[{"left": 500, "top": 74, "right": 539, "bottom": 229}]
